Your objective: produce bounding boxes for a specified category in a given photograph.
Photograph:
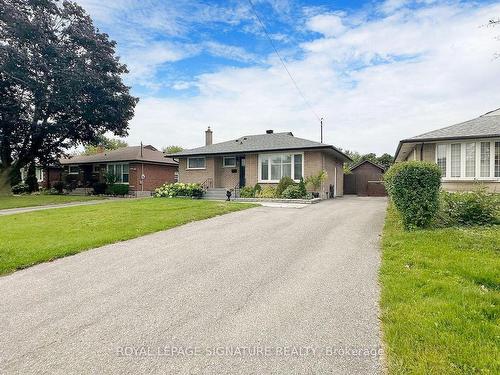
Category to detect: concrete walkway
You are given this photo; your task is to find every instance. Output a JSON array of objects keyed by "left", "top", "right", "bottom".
[
  {"left": 0, "top": 199, "right": 115, "bottom": 216},
  {"left": 0, "top": 196, "right": 387, "bottom": 374}
]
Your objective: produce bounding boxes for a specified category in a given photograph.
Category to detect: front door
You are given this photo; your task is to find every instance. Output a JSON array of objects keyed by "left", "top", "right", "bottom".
[{"left": 239, "top": 157, "right": 246, "bottom": 187}]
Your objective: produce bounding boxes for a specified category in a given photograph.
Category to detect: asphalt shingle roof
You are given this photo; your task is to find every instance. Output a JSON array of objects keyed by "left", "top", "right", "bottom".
[
  {"left": 60, "top": 146, "right": 177, "bottom": 165},
  {"left": 168, "top": 132, "right": 351, "bottom": 161},
  {"left": 407, "top": 109, "right": 500, "bottom": 141}
]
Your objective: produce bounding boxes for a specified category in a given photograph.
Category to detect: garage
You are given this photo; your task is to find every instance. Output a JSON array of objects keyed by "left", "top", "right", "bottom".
[{"left": 344, "top": 160, "right": 387, "bottom": 196}]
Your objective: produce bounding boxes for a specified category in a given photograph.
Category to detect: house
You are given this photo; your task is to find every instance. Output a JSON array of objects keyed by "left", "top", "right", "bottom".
[
  {"left": 168, "top": 128, "right": 351, "bottom": 198},
  {"left": 55, "top": 145, "right": 178, "bottom": 196},
  {"left": 344, "top": 160, "right": 386, "bottom": 196},
  {"left": 394, "top": 109, "right": 500, "bottom": 192}
]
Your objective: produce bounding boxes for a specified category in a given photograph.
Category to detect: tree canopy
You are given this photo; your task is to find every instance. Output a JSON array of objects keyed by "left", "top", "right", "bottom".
[
  {"left": 0, "top": 0, "right": 138, "bottom": 184},
  {"left": 80, "top": 136, "right": 128, "bottom": 156},
  {"left": 163, "top": 145, "right": 184, "bottom": 154},
  {"left": 341, "top": 149, "right": 395, "bottom": 171}
]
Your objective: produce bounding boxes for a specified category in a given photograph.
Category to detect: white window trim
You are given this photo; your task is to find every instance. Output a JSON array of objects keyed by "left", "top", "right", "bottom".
[
  {"left": 187, "top": 157, "right": 206, "bottom": 170},
  {"left": 258, "top": 152, "right": 304, "bottom": 183},
  {"left": 223, "top": 156, "right": 237, "bottom": 168},
  {"left": 68, "top": 165, "right": 79, "bottom": 175},
  {"left": 106, "top": 163, "right": 130, "bottom": 184},
  {"left": 435, "top": 138, "right": 500, "bottom": 181}
]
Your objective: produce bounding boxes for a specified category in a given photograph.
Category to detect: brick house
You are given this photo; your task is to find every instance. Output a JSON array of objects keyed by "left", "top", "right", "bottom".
[
  {"left": 394, "top": 109, "right": 500, "bottom": 192},
  {"left": 167, "top": 128, "right": 351, "bottom": 199},
  {"left": 53, "top": 145, "right": 178, "bottom": 196}
]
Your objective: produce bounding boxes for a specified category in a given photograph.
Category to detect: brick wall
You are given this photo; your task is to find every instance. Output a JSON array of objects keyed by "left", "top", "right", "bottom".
[
  {"left": 244, "top": 154, "right": 258, "bottom": 187},
  {"left": 129, "top": 163, "right": 177, "bottom": 192},
  {"left": 178, "top": 157, "right": 215, "bottom": 185}
]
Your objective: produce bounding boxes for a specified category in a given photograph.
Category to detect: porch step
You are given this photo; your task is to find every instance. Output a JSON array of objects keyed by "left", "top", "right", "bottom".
[{"left": 203, "top": 188, "right": 232, "bottom": 200}]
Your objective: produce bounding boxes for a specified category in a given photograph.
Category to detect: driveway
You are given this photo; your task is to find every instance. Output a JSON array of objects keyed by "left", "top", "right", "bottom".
[{"left": 0, "top": 196, "right": 387, "bottom": 374}]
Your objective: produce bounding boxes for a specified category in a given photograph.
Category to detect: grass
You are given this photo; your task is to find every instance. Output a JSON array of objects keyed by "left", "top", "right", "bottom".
[
  {"left": 380, "top": 205, "right": 500, "bottom": 374},
  {"left": 0, "top": 194, "right": 102, "bottom": 210},
  {"left": 0, "top": 198, "right": 256, "bottom": 275}
]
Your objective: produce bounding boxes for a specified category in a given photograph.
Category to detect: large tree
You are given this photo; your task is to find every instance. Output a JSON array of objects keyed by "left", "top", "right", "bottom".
[
  {"left": 0, "top": 0, "right": 138, "bottom": 185},
  {"left": 80, "top": 135, "right": 128, "bottom": 156}
]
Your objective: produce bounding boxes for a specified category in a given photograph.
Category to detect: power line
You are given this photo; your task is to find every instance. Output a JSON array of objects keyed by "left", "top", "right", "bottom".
[{"left": 246, "top": 0, "right": 321, "bottom": 122}]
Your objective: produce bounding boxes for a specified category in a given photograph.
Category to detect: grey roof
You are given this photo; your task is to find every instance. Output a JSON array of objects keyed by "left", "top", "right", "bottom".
[
  {"left": 407, "top": 109, "right": 500, "bottom": 142},
  {"left": 395, "top": 109, "right": 500, "bottom": 161},
  {"left": 61, "top": 146, "right": 178, "bottom": 165},
  {"left": 167, "top": 132, "right": 351, "bottom": 162}
]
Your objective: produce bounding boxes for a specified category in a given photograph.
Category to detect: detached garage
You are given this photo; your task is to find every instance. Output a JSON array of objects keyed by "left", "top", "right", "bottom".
[{"left": 344, "top": 160, "right": 387, "bottom": 196}]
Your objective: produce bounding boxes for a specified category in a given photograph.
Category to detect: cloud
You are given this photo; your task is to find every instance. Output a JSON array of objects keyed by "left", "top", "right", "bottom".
[{"left": 123, "top": 1, "right": 500, "bottom": 156}]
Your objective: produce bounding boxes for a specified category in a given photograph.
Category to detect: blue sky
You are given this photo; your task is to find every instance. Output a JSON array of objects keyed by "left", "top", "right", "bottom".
[{"left": 76, "top": 0, "right": 500, "bottom": 153}]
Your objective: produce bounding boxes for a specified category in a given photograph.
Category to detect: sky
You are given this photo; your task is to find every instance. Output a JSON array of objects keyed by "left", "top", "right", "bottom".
[{"left": 75, "top": 0, "right": 500, "bottom": 155}]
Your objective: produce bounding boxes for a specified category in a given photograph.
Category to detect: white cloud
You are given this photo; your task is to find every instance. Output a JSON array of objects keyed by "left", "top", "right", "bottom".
[
  {"left": 306, "top": 13, "right": 346, "bottom": 37},
  {"left": 124, "top": 1, "right": 500, "bottom": 156}
]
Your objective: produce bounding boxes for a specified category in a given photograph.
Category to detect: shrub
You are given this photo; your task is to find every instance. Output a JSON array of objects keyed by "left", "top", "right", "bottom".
[
  {"left": 11, "top": 182, "right": 29, "bottom": 195},
  {"left": 154, "top": 182, "right": 203, "bottom": 198},
  {"left": 436, "top": 188, "right": 499, "bottom": 226},
  {"left": 305, "top": 170, "right": 327, "bottom": 191},
  {"left": 254, "top": 183, "right": 262, "bottom": 193},
  {"left": 239, "top": 186, "right": 255, "bottom": 198},
  {"left": 107, "top": 184, "right": 129, "bottom": 196},
  {"left": 384, "top": 161, "right": 441, "bottom": 229},
  {"left": 281, "top": 185, "right": 307, "bottom": 199},
  {"left": 52, "top": 181, "right": 65, "bottom": 194},
  {"left": 276, "top": 176, "right": 295, "bottom": 197},
  {"left": 92, "top": 182, "right": 107, "bottom": 195},
  {"left": 256, "top": 186, "right": 277, "bottom": 198},
  {"left": 64, "top": 174, "right": 78, "bottom": 191},
  {"left": 24, "top": 175, "right": 39, "bottom": 193},
  {"left": 298, "top": 178, "right": 307, "bottom": 197}
]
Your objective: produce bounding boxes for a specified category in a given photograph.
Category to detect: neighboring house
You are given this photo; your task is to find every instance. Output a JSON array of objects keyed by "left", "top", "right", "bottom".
[
  {"left": 168, "top": 128, "right": 351, "bottom": 198},
  {"left": 57, "top": 145, "right": 178, "bottom": 195},
  {"left": 344, "top": 160, "right": 386, "bottom": 196},
  {"left": 394, "top": 109, "right": 500, "bottom": 192}
]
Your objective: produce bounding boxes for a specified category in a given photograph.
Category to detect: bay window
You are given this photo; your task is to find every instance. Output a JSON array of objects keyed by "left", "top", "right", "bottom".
[
  {"left": 259, "top": 153, "right": 303, "bottom": 182},
  {"left": 107, "top": 163, "right": 129, "bottom": 183},
  {"left": 450, "top": 143, "right": 461, "bottom": 178},
  {"left": 436, "top": 140, "right": 500, "bottom": 180}
]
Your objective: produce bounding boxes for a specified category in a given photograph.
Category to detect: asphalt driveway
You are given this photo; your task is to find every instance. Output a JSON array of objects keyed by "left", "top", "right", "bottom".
[{"left": 0, "top": 196, "right": 387, "bottom": 374}]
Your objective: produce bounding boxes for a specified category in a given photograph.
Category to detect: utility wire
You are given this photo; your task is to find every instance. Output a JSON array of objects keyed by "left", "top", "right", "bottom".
[{"left": 246, "top": 0, "right": 321, "bottom": 122}]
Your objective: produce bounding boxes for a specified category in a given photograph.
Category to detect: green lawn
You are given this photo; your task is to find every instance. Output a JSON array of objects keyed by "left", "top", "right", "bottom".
[
  {"left": 380, "top": 205, "right": 500, "bottom": 374},
  {"left": 0, "top": 194, "right": 102, "bottom": 210},
  {"left": 0, "top": 198, "right": 256, "bottom": 275}
]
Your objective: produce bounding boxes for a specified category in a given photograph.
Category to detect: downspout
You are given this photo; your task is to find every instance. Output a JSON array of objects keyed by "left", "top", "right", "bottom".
[
  {"left": 141, "top": 163, "right": 144, "bottom": 192},
  {"left": 420, "top": 143, "right": 424, "bottom": 161},
  {"left": 334, "top": 164, "right": 337, "bottom": 198}
]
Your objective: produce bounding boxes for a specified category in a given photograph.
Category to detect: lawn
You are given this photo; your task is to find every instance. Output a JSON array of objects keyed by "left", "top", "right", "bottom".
[
  {"left": 380, "top": 205, "right": 500, "bottom": 374},
  {"left": 0, "top": 198, "right": 256, "bottom": 275},
  {"left": 0, "top": 194, "right": 102, "bottom": 210}
]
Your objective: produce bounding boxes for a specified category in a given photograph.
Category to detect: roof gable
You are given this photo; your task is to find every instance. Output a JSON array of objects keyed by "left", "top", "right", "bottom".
[
  {"left": 60, "top": 146, "right": 177, "bottom": 165},
  {"left": 349, "top": 159, "right": 385, "bottom": 172}
]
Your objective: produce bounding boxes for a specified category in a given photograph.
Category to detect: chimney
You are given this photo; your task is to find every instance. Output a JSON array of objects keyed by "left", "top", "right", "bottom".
[
  {"left": 266, "top": 129, "right": 274, "bottom": 134},
  {"left": 205, "top": 126, "right": 213, "bottom": 146}
]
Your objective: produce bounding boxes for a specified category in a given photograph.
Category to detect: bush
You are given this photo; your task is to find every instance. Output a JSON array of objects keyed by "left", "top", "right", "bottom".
[
  {"left": 239, "top": 186, "right": 255, "bottom": 198},
  {"left": 384, "top": 161, "right": 441, "bottom": 229},
  {"left": 11, "top": 182, "right": 29, "bottom": 195},
  {"left": 436, "top": 188, "right": 499, "bottom": 226},
  {"left": 256, "top": 186, "right": 277, "bottom": 198},
  {"left": 276, "top": 176, "right": 295, "bottom": 197},
  {"left": 281, "top": 184, "right": 307, "bottom": 199},
  {"left": 154, "top": 182, "right": 203, "bottom": 198},
  {"left": 298, "top": 178, "right": 307, "bottom": 197},
  {"left": 107, "top": 184, "right": 129, "bottom": 196},
  {"left": 305, "top": 170, "right": 327, "bottom": 191},
  {"left": 92, "top": 182, "right": 107, "bottom": 195},
  {"left": 52, "top": 181, "right": 65, "bottom": 194},
  {"left": 64, "top": 174, "right": 78, "bottom": 191},
  {"left": 254, "top": 183, "right": 262, "bottom": 194}
]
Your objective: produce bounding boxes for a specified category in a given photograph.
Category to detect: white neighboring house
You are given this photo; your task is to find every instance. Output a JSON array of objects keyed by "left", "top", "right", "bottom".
[{"left": 394, "top": 109, "right": 500, "bottom": 192}]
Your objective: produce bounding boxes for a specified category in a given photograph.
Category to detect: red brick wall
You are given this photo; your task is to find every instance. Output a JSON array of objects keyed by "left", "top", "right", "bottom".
[
  {"left": 129, "top": 163, "right": 177, "bottom": 192},
  {"left": 42, "top": 167, "right": 63, "bottom": 189}
]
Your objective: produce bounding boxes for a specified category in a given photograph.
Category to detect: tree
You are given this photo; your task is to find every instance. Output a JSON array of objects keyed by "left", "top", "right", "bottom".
[
  {"left": 80, "top": 136, "right": 128, "bottom": 155},
  {"left": 163, "top": 145, "right": 184, "bottom": 154},
  {"left": 376, "top": 153, "right": 394, "bottom": 170},
  {"left": 0, "top": 0, "right": 138, "bottom": 185}
]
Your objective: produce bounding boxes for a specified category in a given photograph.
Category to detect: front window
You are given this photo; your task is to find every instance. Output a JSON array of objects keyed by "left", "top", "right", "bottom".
[
  {"left": 259, "top": 153, "right": 303, "bottom": 182},
  {"left": 480, "top": 142, "right": 490, "bottom": 177},
  {"left": 450, "top": 143, "right": 461, "bottom": 178},
  {"left": 223, "top": 156, "right": 236, "bottom": 168},
  {"left": 187, "top": 157, "right": 206, "bottom": 169},
  {"left": 35, "top": 168, "right": 44, "bottom": 182},
  {"left": 436, "top": 144, "right": 446, "bottom": 176},
  {"left": 496, "top": 142, "right": 500, "bottom": 177},
  {"left": 68, "top": 165, "right": 79, "bottom": 175},
  {"left": 465, "top": 142, "right": 475, "bottom": 177},
  {"left": 107, "top": 163, "right": 129, "bottom": 183}
]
